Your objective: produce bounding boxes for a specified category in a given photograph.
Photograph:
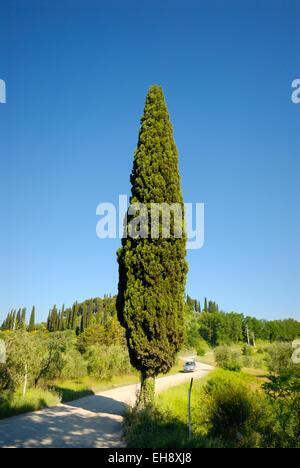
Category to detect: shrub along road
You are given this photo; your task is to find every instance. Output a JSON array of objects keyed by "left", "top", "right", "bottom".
[{"left": 0, "top": 362, "right": 213, "bottom": 448}]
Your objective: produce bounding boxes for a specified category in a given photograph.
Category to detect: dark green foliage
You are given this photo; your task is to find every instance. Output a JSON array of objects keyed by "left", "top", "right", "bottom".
[
  {"left": 43, "top": 296, "right": 117, "bottom": 333},
  {"left": 200, "top": 373, "right": 263, "bottom": 447},
  {"left": 47, "top": 305, "right": 58, "bottom": 332},
  {"left": 242, "top": 344, "right": 253, "bottom": 356},
  {"left": 76, "top": 319, "right": 125, "bottom": 353},
  {"left": 0, "top": 364, "right": 15, "bottom": 403},
  {"left": 260, "top": 370, "right": 300, "bottom": 448},
  {"left": 80, "top": 304, "right": 87, "bottom": 333},
  {"left": 184, "top": 297, "right": 300, "bottom": 347},
  {"left": 117, "top": 86, "right": 188, "bottom": 381},
  {"left": 196, "top": 347, "right": 205, "bottom": 356}
]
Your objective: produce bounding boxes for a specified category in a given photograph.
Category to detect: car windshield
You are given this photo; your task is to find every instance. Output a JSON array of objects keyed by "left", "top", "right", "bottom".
[{"left": 185, "top": 362, "right": 194, "bottom": 366}]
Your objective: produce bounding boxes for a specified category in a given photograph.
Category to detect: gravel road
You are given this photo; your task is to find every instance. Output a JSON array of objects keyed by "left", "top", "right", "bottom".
[{"left": 0, "top": 362, "right": 213, "bottom": 448}]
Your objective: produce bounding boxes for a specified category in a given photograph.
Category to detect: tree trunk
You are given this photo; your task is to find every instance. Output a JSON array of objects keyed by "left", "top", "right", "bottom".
[
  {"left": 246, "top": 325, "right": 250, "bottom": 346},
  {"left": 138, "top": 373, "right": 155, "bottom": 407},
  {"left": 23, "top": 364, "right": 28, "bottom": 397}
]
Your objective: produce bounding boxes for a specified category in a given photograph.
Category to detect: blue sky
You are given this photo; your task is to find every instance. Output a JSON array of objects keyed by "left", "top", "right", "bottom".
[{"left": 0, "top": 0, "right": 299, "bottom": 323}]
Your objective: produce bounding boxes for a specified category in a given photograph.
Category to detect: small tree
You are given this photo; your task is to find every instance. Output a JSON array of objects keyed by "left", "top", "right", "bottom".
[{"left": 6, "top": 331, "right": 36, "bottom": 395}]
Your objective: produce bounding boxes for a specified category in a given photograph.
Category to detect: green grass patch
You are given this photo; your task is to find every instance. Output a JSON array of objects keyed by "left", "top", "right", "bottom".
[
  {"left": 123, "top": 368, "right": 267, "bottom": 448},
  {"left": 0, "top": 387, "right": 60, "bottom": 419},
  {"left": 196, "top": 343, "right": 269, "bottom": 371},
  {"left": 52, "top": 374, "right": 140, "bottom": 402}
]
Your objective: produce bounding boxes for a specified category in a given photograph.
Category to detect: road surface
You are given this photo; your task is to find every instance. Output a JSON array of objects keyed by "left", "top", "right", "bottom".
[{"left": 0, "top": 362, "right": 213, "bottom": 448}]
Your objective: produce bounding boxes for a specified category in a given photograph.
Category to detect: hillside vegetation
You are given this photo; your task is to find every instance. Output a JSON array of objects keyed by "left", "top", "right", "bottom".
[{"left": 1, "top": 295, "right": 299, "bottom": 424}]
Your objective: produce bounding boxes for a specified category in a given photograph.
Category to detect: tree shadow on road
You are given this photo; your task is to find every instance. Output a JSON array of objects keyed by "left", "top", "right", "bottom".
[{"left": 0, "top": 394, "right": 128, "bottom": 448}]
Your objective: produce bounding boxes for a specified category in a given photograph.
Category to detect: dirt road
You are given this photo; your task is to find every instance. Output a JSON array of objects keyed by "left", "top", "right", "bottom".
[{"left": 0, "top": 362, "right": 213, "bottom": 448}]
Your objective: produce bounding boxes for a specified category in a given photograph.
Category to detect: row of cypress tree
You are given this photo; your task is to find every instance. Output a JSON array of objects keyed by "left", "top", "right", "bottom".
[
  {"left": 1, "top": 306, "right": 35, "bottom": 332},
  {"left": 46, "top": 295, "right": 116, "bottom": 333},
  {"left": 0, "top": 296, "right": 116, "bottom": 333},
  {"left": 1, "top": 294, "right": 215, "bottom": 333}
]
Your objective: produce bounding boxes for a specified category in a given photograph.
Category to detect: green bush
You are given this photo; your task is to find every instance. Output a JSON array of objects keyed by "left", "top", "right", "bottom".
[
  {"left": 0, "top": 364, "right": 15, "bottom": 403},
  {"left": 0, "top": 386, "right": 60, "bottom": 420},
  {"left": 200, "top": 373, "right": 263, "bottom": 447},
  {"left": 242, "top": 344, "right": 253, "bottom": 356},
  {"left": 260, "top": 370, "right": 300, "bottom": 448},
  {"left": 196, "top": 347, "right": 205, "bottom": 356},
  {"left": 59, "top": 348, "right": 88, "bottom": 380},
  {"left": 225, "top": 361, "right": 242, "bottom": 372},
  {"left": 214, "top": 346, "right": 231, "bottom": 368},
  {"left": 215, "top": 346, "right": 241, "bottom": 371},
  {"left": 266, "top": 342, "right": 295, "bottom": 373},
  {"left": 87, "top": 345, "right": 132, "bottom": 380}
]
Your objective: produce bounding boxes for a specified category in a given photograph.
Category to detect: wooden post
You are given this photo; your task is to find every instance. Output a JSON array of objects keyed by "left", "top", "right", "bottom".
[{"left": 188, "top": 377, "right": 193, "bottom": 438}]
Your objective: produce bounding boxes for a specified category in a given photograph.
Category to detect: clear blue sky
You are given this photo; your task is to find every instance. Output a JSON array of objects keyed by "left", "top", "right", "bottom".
[{"left": 0, "top": 0, "right": 299, "bottom": 323}]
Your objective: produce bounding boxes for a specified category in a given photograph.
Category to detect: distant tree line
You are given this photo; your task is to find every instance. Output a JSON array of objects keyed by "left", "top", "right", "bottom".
[
  {"left": 1, "top": 295, "right": 299, "bottom": 346},
  {"left": 186, "top": 296, "right": 300, "bottom": 347},
  {"left": 0, "top": 295, "right": 116, "bottom": 335},
  {"left": 1, "top": 307, "right": 35, "bottom": 332},
  {"left": 46, "top": 295, "right": 116, "bottom": 334}
]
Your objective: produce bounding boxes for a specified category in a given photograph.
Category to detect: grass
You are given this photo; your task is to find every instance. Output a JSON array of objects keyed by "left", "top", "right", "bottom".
[
  {"left": 195, "top": 351, "right": 216, "bottom": 366},
  {"left": 123, "top": 369, "right": 225, "bottom": 448},
  {"left": 195, "top": 343, "right": 270, "bottom": 371},
  {"left": 51, "top": 373, "right": 140, "bottom": 402},
  {"left": 157, "top": 368, "right": 265, "bottom": 426},
  {"left": 0, "top": 387, "right": 60, "bottom": 419},
  {"left": 123, "top": 366, "right": 269, "bottom": 448}
]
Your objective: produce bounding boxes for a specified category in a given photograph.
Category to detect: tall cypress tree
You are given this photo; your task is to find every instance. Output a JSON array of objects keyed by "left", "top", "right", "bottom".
[
  {"left": 21, "top": 308, "right": 26, "bottom": 328},
  {"left": 29, "top": 306, "right": 35, "bottom": 331},
  {"left": 117, "top": 86, "right": 188, "bottom": 404},
  {"left": 11, "top": 310, "right": 16, "bottom": 330},
  {"left": 60, "top": 304, "right": 65, "bottom": 331},
  {"left": 15, "top": 309, "right": 21, "bottom": 329},
  {"left": 71, "top": 303, "right": 77, "bottom": 329}
]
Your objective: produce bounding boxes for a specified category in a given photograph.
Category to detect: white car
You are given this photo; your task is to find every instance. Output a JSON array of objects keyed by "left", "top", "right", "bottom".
[{"left": 184, "top": 361, "right": 196, "bottom": 372}]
